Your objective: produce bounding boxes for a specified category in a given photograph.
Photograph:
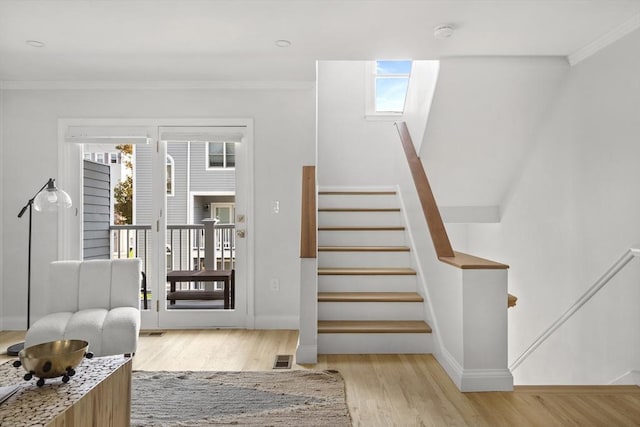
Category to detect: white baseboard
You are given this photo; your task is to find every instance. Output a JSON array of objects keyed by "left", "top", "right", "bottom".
[
  {"left": 436, "top": 347, "right": 513, "bottom": 392},
  {"left": 295, "top": 342, "right": 318, "bottom": 364},
  {"left": 253, "top": 315, "right": 298, "bottom": 329},
  {"left": 460, "top": 369, "right": 514, "bottom": 392},
  {"left": 436, "top": 347, "right": 465, "bottom": 389},
  {"left": 609, "top": 370, "right": 640, "bottom": 386},
  {"left": 1, "top": 317, "right": 25, "bottom": 331}
]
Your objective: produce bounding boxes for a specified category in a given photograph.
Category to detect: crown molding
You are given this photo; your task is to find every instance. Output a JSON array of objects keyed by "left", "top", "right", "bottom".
[
  {"left": 568, "top": 13, "right": 640, "bottom": 66},
  {"left": 0, "top": 80, "right": 315, "bottom": 91}
]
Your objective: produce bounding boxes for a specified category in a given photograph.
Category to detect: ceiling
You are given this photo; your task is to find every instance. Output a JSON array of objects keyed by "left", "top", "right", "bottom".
[{"left": 0, "top": 0, "right": 639, "bottom": 82}]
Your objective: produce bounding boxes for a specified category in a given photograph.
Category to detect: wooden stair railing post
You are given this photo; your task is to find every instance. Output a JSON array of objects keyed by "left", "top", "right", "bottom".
[
  {"left": 300, "top": 166, "right": 317, "bottom": 259},
  {"left": 202, "top": 218, "right": 217, "bottom": 270},
  {"left": 296, "top": 166, "right": 318, "bottom": 364}
]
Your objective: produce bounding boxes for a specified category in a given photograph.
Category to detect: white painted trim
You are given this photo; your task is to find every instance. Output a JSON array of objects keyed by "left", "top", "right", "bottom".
[
  {"left": 436, "top": 347, "right": 513, "bottom": 392},
  {"left": 568, "top": 13, "right": 640, "bottom": 66},
  {"left": 243, "top": 120, "right": 255, "bottom": 329},
  {"left": 253, "top": 315, "right": 299, "bottom": 329},
  {"left": 510, "top": 247, "right": 639, "bottom": 371},
  {"left": 460, "top": 368, "right": 514, "bottom": 392},
  {"left": 396, "top": 186, "right": 445, "bottom": 356},
  {"left": 0, "top": 80, "right": 315, "bottom": 91},
  {"left": 57, "top": 123, "right": 82, "bottom": 261},
  {"left": 189, "top": 191, "right": 236, "bottom": 197},
  {"left": 0, "top": 88, "right": 3, "bottom": 330},
  {"left": 435, "top": 346, "right": 464, "bottom": 390},
  {"left": 365, "top": 114, "right": 404, "bottom": 122},
  {"left": 609, "top": 370, "right": 640, "bottom": 386},
  {"left": 295, "top": 342, "right": 318, "bottom": 364}
]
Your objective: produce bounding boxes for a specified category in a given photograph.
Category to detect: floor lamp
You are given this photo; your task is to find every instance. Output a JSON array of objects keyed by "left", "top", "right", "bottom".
[{"left": 6, "top": 178, "right": 72, "bottom": 357}]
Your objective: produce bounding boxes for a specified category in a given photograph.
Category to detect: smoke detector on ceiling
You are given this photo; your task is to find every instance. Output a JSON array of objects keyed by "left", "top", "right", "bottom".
[{"left": 433, "top": 25, "right": 454, "bottom": 39}]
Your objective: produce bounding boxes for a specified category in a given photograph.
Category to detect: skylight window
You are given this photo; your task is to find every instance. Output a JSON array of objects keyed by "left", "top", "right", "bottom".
[{"left": 375, "top": 60, "right": 412, "bottom": 113}]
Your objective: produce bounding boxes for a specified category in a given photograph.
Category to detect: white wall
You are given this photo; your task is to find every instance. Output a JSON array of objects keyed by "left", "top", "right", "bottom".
[
  {"left": 465, "top": 29, "right": 640, "bottom": 384},
  {"left": 421, "top": 57, "right": 569, "bottom": 208},
  {"left": 317, "top": 61, "right": 400, "bottom": 187},
  {"left": 1, "top": 86, "right": 315, "bottom": 330},
  {"left": 0, "top": 88, "right": 3, "bottom": 330},
  {"left": 403, "top": 60, "right": 439, "bottom": 155}
]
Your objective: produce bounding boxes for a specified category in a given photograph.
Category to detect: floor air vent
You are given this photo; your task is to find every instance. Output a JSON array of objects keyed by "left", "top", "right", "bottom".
[{"left": 273, "top": 354, "right": 293, "bottom": 369}]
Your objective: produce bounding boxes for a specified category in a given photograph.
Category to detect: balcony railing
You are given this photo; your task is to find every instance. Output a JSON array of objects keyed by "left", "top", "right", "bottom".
[
  {"left": 110, "top": 222, "right": 235, "bottom": 272},
  {"left": 110, "top": 222, "right": 236, "bottom": 309}
]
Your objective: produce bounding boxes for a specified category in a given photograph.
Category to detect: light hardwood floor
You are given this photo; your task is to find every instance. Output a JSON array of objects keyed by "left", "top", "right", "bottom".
[{"left": 3, "top": 330, "right": 640, "bottom": 426}]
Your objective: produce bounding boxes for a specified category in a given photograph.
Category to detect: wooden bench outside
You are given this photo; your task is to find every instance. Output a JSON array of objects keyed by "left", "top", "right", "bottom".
[{"left": 166, "top": 269, "right": 235, "bottom": 309}]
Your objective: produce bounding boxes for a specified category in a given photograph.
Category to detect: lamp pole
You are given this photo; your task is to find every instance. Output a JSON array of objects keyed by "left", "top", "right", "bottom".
[{"left": 6, "top": 178, "right": 72, "bottom": 357}]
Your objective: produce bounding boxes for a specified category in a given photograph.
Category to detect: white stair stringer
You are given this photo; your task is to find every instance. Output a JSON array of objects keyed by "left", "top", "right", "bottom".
[{"left": 317, "top": 188, "right": 433, "bottom": 355}]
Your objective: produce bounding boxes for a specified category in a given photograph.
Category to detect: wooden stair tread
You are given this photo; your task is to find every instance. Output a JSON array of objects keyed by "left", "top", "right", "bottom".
[
  {"left": 318, "top": 320, "right": 432, "bottom": 334},
  {"left": 319, "top": 292, "right": 423, "bottom": 302},
  {"left": 318, "top": 245, "right": 410, "bottom": 252},
  {"left": 318, "top": 267, "right": 416, "bottom": 275},
  {"left": 318, "top": 208, "right": 400, "bottom": 212},
  {"left": 318, "top": 226, "right": 405, "bottom": 231}
]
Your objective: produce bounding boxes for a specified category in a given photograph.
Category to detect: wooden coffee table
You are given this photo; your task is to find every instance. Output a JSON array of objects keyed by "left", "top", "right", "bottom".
[{"left": 0, "top": 355, "right": 131, "bottom": 426}]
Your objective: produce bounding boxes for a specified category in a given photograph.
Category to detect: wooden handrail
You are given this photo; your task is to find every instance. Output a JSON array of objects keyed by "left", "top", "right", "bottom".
[
  {"left": 439, "top": 251, "right": 509, "bottom": 270},
  {"left": 395, "top": 121, "right": 455, "bottom": 258},
  {"left": 394, "top": 122, "right": 508, "bottom": 270},
  {"left": 300, "top": 166, "right": 317, "bottom": 258}
]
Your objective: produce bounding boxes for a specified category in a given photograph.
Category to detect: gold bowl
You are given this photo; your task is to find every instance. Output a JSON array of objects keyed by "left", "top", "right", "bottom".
[{"left": 14, "top": 340, "right": 91, "bottom": 386}]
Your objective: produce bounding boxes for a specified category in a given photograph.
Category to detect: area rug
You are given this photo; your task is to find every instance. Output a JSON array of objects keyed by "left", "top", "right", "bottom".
[{"left": 131, "top": 370, "right": 352, "bottom": 426}]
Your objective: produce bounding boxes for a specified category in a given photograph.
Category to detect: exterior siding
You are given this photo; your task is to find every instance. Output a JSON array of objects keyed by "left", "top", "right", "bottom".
[
  {"left": 167, "top": 143, "right": 188, "bottom": 224},
  {"left": 137, "top": 141, "right": 236, "bottom": 226},
  {"left": 135, "top": 143, "right": 153, "bottom": 226},
  {"left": 136, "top": 141, "right": 236, "bottom": 271},
  {"left": 189, "top": 142, "right": 235, "bottom": 193},
  {"left": 83, "top": 160, "right": 110, "bottom": 260}
]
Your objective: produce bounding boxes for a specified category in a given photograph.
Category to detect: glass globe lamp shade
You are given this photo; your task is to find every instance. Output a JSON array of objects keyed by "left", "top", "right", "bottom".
[{"left": 33, "top": 180, "right": 72, "bottom": 212}]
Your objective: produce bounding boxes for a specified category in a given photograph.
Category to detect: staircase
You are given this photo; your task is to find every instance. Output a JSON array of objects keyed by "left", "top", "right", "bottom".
[{"left": 317, "top": 189, "right": 433, "bottom": 354}]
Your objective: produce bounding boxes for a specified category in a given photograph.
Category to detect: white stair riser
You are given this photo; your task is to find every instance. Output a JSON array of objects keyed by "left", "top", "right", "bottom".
[
  {"left": 318, "top": 333, "right": 433, "bottom": 354},
  {"left": 319, "top": 230, "right": 407, "bottom": 246},
  {"left": 319, "top": 211, "right": 402, "bottom": 227},
  {"left": 318, "top": 194, "right": 398, "bottom": 209},
  {"left": 319, "top": 251, "right": 411, "bottom": 268},
  {"left": 319, "top": 302, "right": 424, "bottom": 320},
  {"left": 319, "top": 275, "right": 418, "bottom": 292}
]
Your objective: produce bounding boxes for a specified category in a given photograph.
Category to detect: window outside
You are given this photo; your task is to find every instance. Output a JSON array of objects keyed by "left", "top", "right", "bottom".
[
  {"left": 166, "top": 155, "right": 174, "bottom": 195},
  {"left": 375, "top": 60, "right": 412, "bottom": 113},
  {"left": 207, "top": 142, "right": 235, "bottom": 168}
]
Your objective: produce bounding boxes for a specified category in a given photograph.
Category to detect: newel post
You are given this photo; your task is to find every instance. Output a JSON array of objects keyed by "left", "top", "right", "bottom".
[
  {"left": 459, "top": 268, "right": 512, "bottom": 391},
  {"left": 202, "top": 219, "right": 217, "bottom": 270},
  {"left": 296, "top": 166, "right": 318, "bottom": 363}
]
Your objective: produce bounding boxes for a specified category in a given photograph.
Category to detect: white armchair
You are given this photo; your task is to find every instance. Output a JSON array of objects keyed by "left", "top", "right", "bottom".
[{"left": 25, "top": 259, "right": 142, "bottom": 357}]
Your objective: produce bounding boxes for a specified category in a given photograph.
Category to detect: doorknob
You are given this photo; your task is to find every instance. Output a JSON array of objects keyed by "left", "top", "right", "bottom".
[{"left": 236, "top": 229, "right": 246, "bottom": 238}]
